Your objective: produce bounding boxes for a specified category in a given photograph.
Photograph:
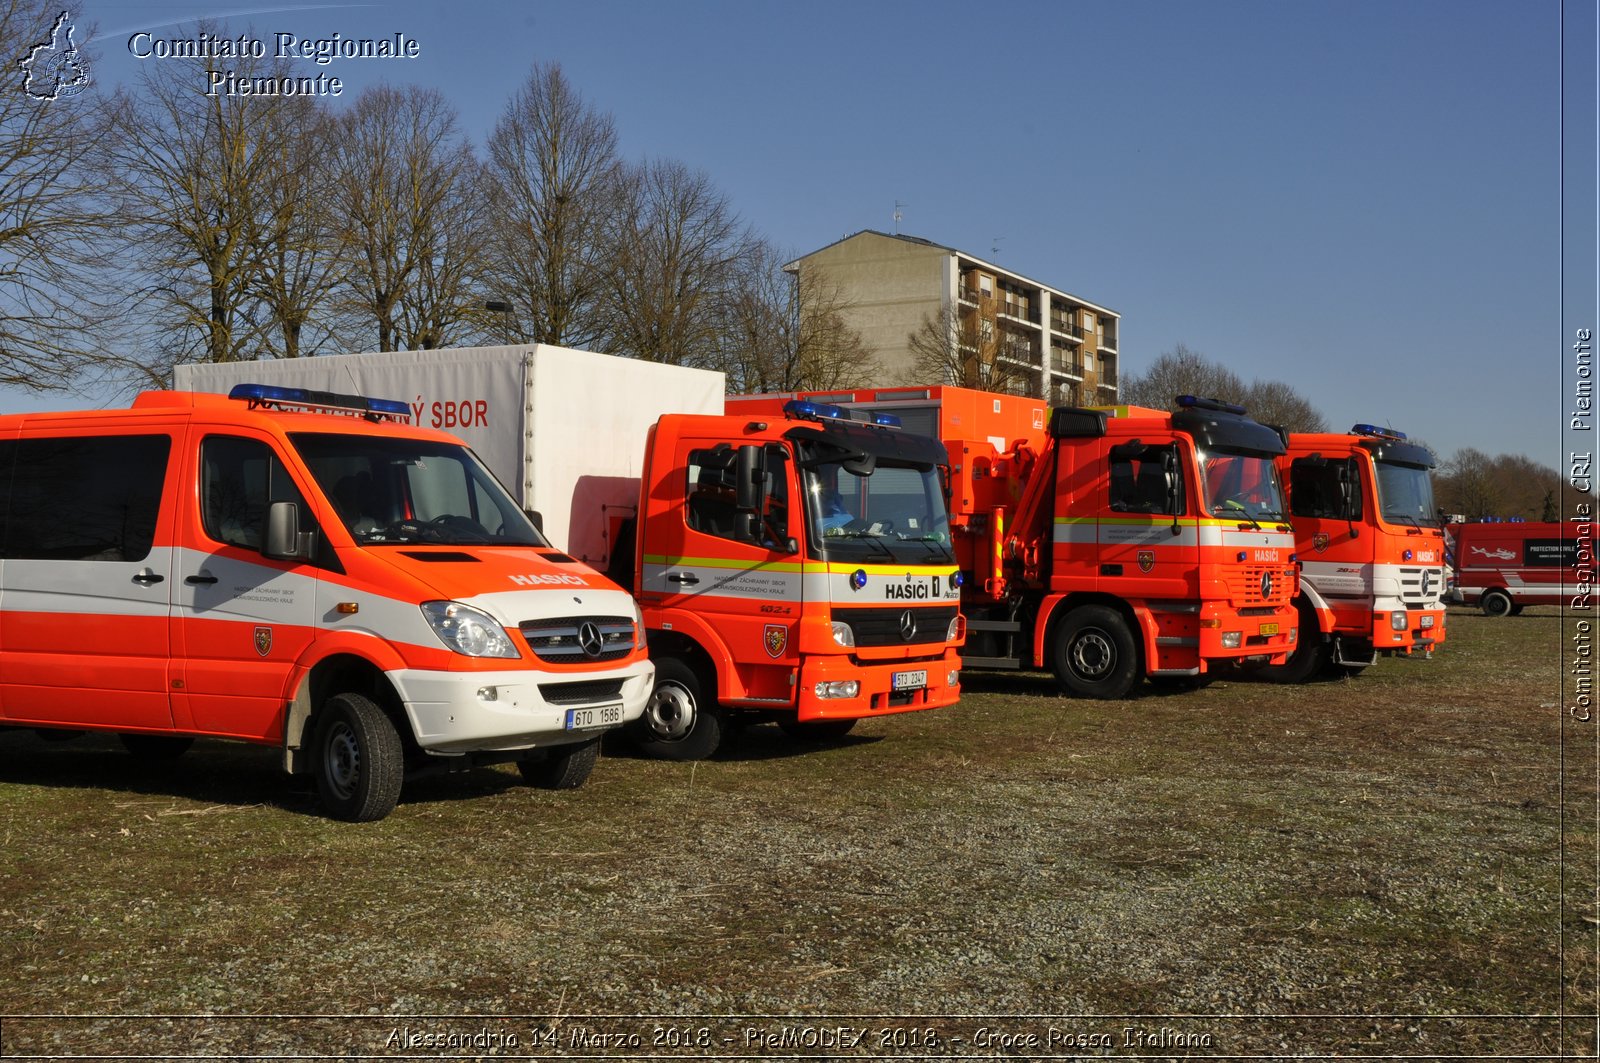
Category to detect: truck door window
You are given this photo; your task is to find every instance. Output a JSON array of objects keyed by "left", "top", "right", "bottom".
[
  {"left": 1108, "top": 445, "right": 1183, "bottom": 515},
  {"left": 2, "top": 435, "right": 170, "bottom": 562},
  {"left": 201, "top": 437, "right": 313, "bottom": 552},
  {"left": 687, "top": 445, "right": 754, "bottom": 543},
  {"left": 1289, "top": 457, "right": 1362, "bottom": 520}
]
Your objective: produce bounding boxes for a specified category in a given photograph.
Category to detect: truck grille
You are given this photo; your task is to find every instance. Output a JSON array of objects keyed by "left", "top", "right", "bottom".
[
  {"left": 519, "top": 616, "right": 636, "bottom": 663},
  {"left": 1226, "top": 565, "right": 1292, "bottom": 607},
  {"left": 835, "top": 605, "right": 958, "bottom": 648},
  {"left": 1398, "top": 566, "right": 1444, "bottom": 607},
  {"left": 540, "top": 678, "right": 627, "bottom": 706}
]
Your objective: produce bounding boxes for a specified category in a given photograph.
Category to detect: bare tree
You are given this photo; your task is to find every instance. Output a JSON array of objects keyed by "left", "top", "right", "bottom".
[
  {"left": 900, "top": 301, "right": 1038, "bottom": 395},
  {"left": 1121, "top": 343, "right": 1327, "bottom": 430},
  {"left": 481, "top": 62, "right": 618, "bottom": 348},
  {"left": 252, "top": 100, "right": 348, "bottom": 358},
  {"left": 1437, "top": 447, "right": 1503, "bottom": 519},
  {"left": 0, "top": 0, "right": 106, "bottom": 388},
  {"left": 330, "top": 85, "right": 484, "bottom": 351},
  {"left": 98, "top": 35, "right": 325, "bottom": 377},
  {"left": 598, "top": 157, "right": 753, "bottom": 367},
  {"left": 719, "top": 243, "right": 876, "bottom": 393}
]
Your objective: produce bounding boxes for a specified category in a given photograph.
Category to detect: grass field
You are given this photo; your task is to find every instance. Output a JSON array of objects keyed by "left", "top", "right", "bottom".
[{"left": 0, "top": 610, "right": 1592, "bottom": 1059}]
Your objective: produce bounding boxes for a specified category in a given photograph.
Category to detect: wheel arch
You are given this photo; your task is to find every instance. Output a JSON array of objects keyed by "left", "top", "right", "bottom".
[
  {"left": 283, "top": 652, "right": 407, "bottom": 774},
  {"left": 1033, "top": 592, "right": 1145, "bottom": 672}
]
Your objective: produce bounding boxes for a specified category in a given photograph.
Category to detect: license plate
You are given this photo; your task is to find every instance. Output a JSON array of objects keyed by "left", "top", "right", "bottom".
[
  {"left": 1259, "top": 623, "right": 1280, "bottom": 636},
  {"left": 565, "top": 703, "right": 624, "bottom": 730},
  {"left": 892, "top": 670, "right": 927, "bottom": 691}
]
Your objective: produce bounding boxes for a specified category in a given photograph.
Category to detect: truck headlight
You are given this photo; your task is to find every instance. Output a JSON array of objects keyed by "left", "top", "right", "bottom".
[
  {"left": 831, "top": 621, "right": 856, "bottom": 648},
  {"left": 814, "top": 680, "right": 860, "bottom": 699},
  {"left": 421, "top": 601, "right": 519, "bottom": 658},
  {"left": 1221, "top": 631, "right": 1243, "bottom": 649},
  {"left": 1391, "top": 611, "right": 1409, "bottom": 632}
]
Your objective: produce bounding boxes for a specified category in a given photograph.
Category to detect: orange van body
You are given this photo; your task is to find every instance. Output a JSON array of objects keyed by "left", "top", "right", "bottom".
[{"left": 0, "top": 386, "right": 654, "bottom": 819}]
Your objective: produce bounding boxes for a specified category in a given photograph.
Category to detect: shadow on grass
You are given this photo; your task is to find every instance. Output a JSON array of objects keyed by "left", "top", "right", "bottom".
[
  {"left": 599, "top": 722, "right": 884, "bottom": 764},
  {"left": 0, "top": 727, "right": 553, "bottom": 818}
]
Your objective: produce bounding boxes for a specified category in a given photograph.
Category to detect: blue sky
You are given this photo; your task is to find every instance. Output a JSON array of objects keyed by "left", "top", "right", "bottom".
[{"left": 4, "top": 0, "right": 1591, "bottom": 468}]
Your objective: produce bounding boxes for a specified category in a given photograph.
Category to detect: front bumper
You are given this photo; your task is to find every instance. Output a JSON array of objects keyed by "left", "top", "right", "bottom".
[
  {"left": 795, "top": 649, "right": 962, "bottom": 722},
  {"left": 391, "top": 658, "right": 655, "bottom": 754}
]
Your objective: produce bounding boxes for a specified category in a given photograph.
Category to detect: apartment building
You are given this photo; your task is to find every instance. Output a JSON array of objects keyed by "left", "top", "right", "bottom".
[{"left": 787, "top": 230, "right": 1119, "bottom": 405}]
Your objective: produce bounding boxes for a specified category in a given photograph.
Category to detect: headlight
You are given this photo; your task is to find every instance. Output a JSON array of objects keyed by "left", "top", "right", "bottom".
[
  {"left": 1221, "top": 631, "right": 1243, "bottom": 649},
  {"left": 632, "top": 597, "right": 646, "bottom": 646},
  {"left": 831, "top": 621, "right": 856, "bottom": 648},
  {"left": 814, "top": 680, "right": 860, "bottom": 699},
  {"left": 947, "top": 614, "right": 965, "bottom": 641},
  {"left": 1391, "top": 611, "right": 1409, "bottom": 632},
  {"left": 421, "top": 601, "right": 519, "bottom": 658}
]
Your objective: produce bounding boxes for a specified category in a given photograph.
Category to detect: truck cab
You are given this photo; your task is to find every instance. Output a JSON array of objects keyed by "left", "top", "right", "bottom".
[
  {"left": 1274, "top": 424, "right": 1446, "bottom": 680},
  {"left": 625, "top": 400, "right": 964, "bottom": 758}
]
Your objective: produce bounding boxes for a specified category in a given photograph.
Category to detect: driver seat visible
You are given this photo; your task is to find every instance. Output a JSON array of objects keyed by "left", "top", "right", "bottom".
[{"left": 332, "top": 472, "right": 384, "bottom": 534}]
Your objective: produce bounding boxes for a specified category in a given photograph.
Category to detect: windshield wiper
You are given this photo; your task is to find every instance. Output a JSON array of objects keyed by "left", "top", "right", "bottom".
[{"left": 823, "top": 529, "right": 897, "bottom": 559}]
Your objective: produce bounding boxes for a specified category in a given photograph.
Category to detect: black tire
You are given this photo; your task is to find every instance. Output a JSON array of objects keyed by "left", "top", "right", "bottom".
[
  {"left": 118, "top": 733, "right": 195, "bottom": 760},
  {"left": 631, "top": 658, "right": 722, "bottom": 761},
  {"left": 1481, "top": 589, "right": 1514, "bottom": 617},
  {"left": 1265, "top": 602, "right": 1332, "bottom": 684},
  {"left": 1050, "top": 604, "right": 1141, "bottom": 699},
  {"left": 778, "top": 717, "right": 858, "bottom": 742},
  {"left": 312, "top": 692, "right": 404, "bottom": 822},
  {"left": 518, "top": 738, "right": 599, "bottom": 790}
]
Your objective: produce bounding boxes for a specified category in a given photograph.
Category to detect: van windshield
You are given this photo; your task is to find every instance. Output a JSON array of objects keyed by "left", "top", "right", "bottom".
[{"left": 291, "top": 433, "right": 546, "bottom": 546}]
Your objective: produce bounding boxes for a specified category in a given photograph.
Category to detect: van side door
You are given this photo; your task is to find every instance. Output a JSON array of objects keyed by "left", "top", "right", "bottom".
[
  {"left": 0, "top": 428, "right": 179, "bottom": 730},
  {"left": 170, "top": 430, "right": 323, "bottom": 742}
]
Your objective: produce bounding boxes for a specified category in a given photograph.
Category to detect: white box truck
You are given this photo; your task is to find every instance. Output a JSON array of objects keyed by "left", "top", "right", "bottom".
[{"left": 176, "top": 345, "right": 726, "bottom": 568}]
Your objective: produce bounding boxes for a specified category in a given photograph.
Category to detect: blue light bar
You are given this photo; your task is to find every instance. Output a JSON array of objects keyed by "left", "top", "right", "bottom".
[
  {"left": 784, "top": 399, "right": 902, "bottom": 428},
  {"left": 1351, "top": 423, "right": 1407, "bottom": 441},
  {"left": 1177, "top": 395, "right": 1247, "bottom": 416},
  {"left": 228, "top": 383, "right": 412, "bottom": 421}
]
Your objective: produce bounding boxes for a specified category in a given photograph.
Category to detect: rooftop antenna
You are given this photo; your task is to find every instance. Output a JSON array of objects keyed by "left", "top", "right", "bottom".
[
  {"left": 992, "top": 236, "right": 1004, "bottom": 257},
  {"left": 894, "top": 200, "right": 905, "bottom": 234}
]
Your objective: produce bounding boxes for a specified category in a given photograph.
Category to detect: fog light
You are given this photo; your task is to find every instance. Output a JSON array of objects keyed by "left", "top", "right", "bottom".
[
  {"left": 477, "top": 686, "right": 498, "bottom": 702},
  {"left": 1391, "top": 612, "right": 1408, "bottom": 631},
  {"left": 947, "top": 670, "right": 960, "bottom": 687},
  {"left": 831, "top": 621, "right": 855, "bottom": 648},
  {"left": 1420, "top": 615, "right": 1435, "bottom": 629},
  {"left": 813, "top": 680, "right": 860, "bottom": 699},
  {"left": 1289, "top": 627, "right": 1297, "bottom": 644},
  {"left": 1222, "top": 631, "right": 1243, "bottom": 649}
]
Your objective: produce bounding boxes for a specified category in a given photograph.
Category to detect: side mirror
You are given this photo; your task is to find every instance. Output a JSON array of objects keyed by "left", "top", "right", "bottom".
[
  {"left": 735, "top": 445, "right": 764, "bottom": 512},
  {"left": 264, "top": 501, "right": 313, "bottom": 561},
  {"left": 523, "top": 508, "right": 544, "bottom": 532}
]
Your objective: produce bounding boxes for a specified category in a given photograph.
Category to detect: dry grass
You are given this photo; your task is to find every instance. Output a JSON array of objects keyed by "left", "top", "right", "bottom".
[{"left": 0, "top": 610, "right": 1590, "bottom": 1059}]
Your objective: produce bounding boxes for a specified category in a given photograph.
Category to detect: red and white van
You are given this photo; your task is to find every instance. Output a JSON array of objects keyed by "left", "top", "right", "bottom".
[
  {"left": 1447, "top": 521, "right": 1577, "bottom": 615},
  {"left": 0, "top": 385, "right": 654, "bottom": 820}
]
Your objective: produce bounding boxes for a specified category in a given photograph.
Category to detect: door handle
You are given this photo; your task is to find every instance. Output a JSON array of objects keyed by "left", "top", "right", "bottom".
[
  {"left": 132, "top": 570, "right": 165, "bottom": 585},
  {"left": 667, "top": 572, "right": 700, "bottom": 586},
  {"left": 185, "top": 574, "right": 219, "bottom": 585}
]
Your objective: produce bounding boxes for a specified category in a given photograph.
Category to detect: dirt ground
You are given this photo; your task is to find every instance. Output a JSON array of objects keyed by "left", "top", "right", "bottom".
[{"left": 0, "top": 609, "right": 1592, "bottom": 1059}]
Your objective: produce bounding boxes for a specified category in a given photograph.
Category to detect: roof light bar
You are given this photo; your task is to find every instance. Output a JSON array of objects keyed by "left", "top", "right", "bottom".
[
  {"left": 1351, "top": 423, "right": 1407, "bottom": 441},
  {"left": 228, "top": 383, "right": 412, "bottom": 421},
  {"left": 783, "top": 399, "right": 901, "bottom": 428},
  {"left": 1176, "top": 395, "right": 1247, "bottom": 416}
]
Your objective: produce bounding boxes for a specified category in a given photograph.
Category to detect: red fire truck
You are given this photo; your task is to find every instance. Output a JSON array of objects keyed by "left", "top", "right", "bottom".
[
  {"left": 1270, "top": 425, "right": 1447, "bottom": 680},
  {"left": 733, "top": 388, "right": 1299, "bottom": 698}
]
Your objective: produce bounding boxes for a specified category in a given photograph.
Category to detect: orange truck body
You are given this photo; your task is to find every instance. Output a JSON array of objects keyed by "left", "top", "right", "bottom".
[
  {"left": 618, "top": 402, "right": 964, "bottom": 756},
  {"left": 732, "top": 387, "right": 1300, "bottom": 697},
  {"left": 1274, "top": 426, "right": 1446, "bottom": 679},
  {"left": 0, "top": 386, "right": 655, "bottom": 819}
]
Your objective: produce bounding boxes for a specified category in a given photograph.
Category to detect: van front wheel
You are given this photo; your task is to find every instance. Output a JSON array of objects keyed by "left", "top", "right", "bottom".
[{"left": 313, "top": 692, "right": 403, "bottom": 822}]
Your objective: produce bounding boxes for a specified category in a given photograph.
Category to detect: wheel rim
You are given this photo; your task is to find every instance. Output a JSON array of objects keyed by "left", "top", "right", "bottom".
[
  {"left": 323, "top": 720, "right": 361, "bottom": 800},
  {"left": 643, "top": 682, "right": 697, "bottom": 740},
  {"left": 1486, "top": 594, "right": 1511, "bottom": 617},
  {"left": 1069, "top": 628, "right": 1116, "bottom": 679}
]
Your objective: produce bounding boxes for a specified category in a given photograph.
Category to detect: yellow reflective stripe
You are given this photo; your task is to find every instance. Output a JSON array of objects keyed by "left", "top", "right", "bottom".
[{"left": 803, "top": 561, "right": 959, "bottom": 576}]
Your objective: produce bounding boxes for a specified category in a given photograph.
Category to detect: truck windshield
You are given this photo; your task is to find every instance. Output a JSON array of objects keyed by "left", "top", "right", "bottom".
[
  {"left": 290, "top": 433, "right": 546, "bottom": 547},
  {"left": 802, "top": 462, "right": 954, "bottom": 564},
  {"left": 1199, "top": 450, "right": 1288, "bottom": 524},
  {"left": 1374, "top": 460, "right": 1440, "bottom": 528}
]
